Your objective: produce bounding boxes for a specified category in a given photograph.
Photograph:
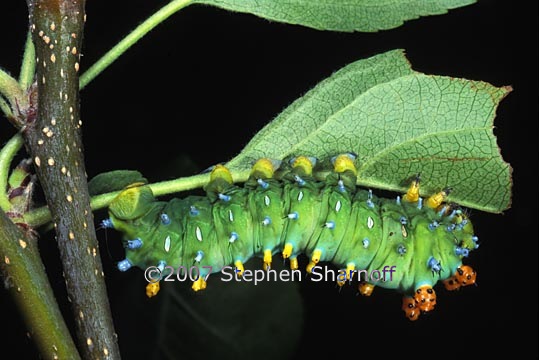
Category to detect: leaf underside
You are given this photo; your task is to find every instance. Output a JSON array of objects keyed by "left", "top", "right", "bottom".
[
  {"left": 195, "top": 0, "right": 476, "bottom": 32},
  {"left": 88, "top": 170, "right": 147, "bottom": 196},
  {"left": 227, "top": 49, "right": 512, "bottom": 213}
]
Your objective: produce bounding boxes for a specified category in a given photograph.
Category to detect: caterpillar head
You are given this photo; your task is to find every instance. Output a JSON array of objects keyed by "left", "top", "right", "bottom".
[
  {"left": 104, "top": 184, "right": 172, "bottom": 273},
  {"left": 107, "top": 184, "right": 156, "bottom": 238}
]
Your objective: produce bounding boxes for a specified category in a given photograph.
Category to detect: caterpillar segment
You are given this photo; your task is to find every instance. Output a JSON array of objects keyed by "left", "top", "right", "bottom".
[{"left": 105, "top": 154, "right": 479, "bottom": 321}]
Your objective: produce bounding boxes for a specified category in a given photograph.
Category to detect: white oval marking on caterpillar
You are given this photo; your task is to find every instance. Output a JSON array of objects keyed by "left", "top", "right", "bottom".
[
  {"left": 297, "top": 191, "right": 304, "bottom": 201},
  {"left": 228, "top": 209, "right": 234, "bottom": 222},
  {"left": 195, "top": 227, "right": 203, "bottom": 241},
  {"left": 335, "top": 200, "right": 342, "bottom": 212},
  {"left": 367, "top": 216, "right": 374, "bottom": 229},
  {"left": 164, "top": 235, "right": 171, "bottom": 252},
  {"left": 264, "top": 195, "right": 270, "bottom": 206}
]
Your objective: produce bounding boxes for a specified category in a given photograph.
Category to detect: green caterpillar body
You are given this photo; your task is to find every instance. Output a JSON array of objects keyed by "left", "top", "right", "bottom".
[{"left": 106, "top": 155, "right": 478, "bottom": 320}]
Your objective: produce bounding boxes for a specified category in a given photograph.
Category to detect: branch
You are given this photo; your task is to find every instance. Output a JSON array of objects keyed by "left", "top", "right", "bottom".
[
  {"left": 0, "top": 210, "right": 79, "bottom": 359},
  {"left": 25, "top": 1, "right": 120, "bottom": 358}
]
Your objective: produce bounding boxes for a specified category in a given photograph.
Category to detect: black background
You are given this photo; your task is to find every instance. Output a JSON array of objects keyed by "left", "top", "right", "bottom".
[{"left": 1, "top": 0, "right": 537, "bottom": 358}]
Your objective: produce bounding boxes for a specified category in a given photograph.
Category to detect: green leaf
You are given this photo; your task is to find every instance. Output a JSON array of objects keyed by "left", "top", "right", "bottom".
[
  {"left": 227, "top": 49, "right": 413, "bottom": 169},
  {"left": 227, "top": 50, "right": 512, "bottom": 213},
  {"left": 88, "top": 170, "right": 147, "bottom": 196},
  {"left": 152, "top": 260, "right": 303, "bottom": 360},
  {"left": 194, "top": 0, "right": 476, "bottom": 32}
]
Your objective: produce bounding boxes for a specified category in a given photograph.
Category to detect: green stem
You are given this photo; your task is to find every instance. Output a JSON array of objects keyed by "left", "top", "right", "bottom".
[
  {"left": 0, "top": 95, "right": 13, "bottom": 118},
  {"left": 0, "top": 210, "right": 80, "bottom": 359},
  {"left": 79, "top": 0, "right": 194, "bottom": 89},
  {"left": 19, "top": 32, "right": 36, "bottom": 90},
  {"left": 0, "top": 67, "right": 25, "bottom": 108},
  {"left": 0, "top": 134, "right": 24, "bottom": 212},
  {"left": 25, "top": 169, "right": 251, "bottom": 228}
]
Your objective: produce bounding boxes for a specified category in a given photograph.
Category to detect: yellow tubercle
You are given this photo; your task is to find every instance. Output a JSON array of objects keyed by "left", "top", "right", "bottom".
[
  {"left": 345, "top": 263, "right": 355, "bottom": 281},
  {"left": 263, "top": 249, "right": 272, "bottom": 270},
  {"left": 358, "top": 282, "right": 375, "bottom": 296},
  {"left": 251, "top": 158, "right": 275, "bottom": 179},
  {"left": 146, "top": 281, "right": 160, "bottom": 298},
  {"left": 426, "top": 190, "right": 448, "bottom": 209},
  {"left": 290, "top": 257, "right": 299, "bottom": 270},
  {"left": 403, "top": 177, "right": 420, "bottom": 203},
  {"left": 333, "top": 154, "right": 357, "bottom": 175},
  {"left": 192, "top": 277, "right": 207, "bottom": 292},
  {"left": 210, "top": 164, "right": 233, "bottom": 184},
  {"left": 282, "top": 243, "right": 293, "bottom": 259},
  {"left": 291, "top": 156, "right": 315, "bottom": 176},
  {"left": 306, "top": 261, "right": 316, "bottom": 273},
  {"left": 234, "top": 260, "right": 244, "bottom": 276},
  {"left": 311, "top": 249, "right": 322, "bottom": 264}
]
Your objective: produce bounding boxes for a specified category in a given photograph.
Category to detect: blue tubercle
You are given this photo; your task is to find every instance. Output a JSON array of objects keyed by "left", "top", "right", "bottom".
[
  {"left": 325, "top": 221, "right": 336, "bottom": 229},
  {"left": 229, "top": 232, "right": 239, "bottom": 243},
  {"left": 294, "top": 175, "right": 306, "bottom": 186},
  {"left": 366, "top": 190, "right": 374, "bottom": 208},
  {"left": 427, "top": 256, "right": 442, "bottom": 274},
  {"left": 257, "top": 178, "right": 269, "bottom": 189},
  {"left": 417, "top": 198, "right": 423, "bottom": 210},
  {"left": 190, "top": 206, "right": 199, "bottom": 216},
  {"left": 194, "top": 250, "right": 204, "bottom": 263},
  {"left": 160, "top": 213, "right": 171, "bottom": 225},
  {"left": 117, "top": 259, "right": 132, "bottom": 272},
  {"left": 397, "top": 244, "right": 407, "bottom": 255},
  {"left": 456, "top": 219, "right": 468, "bottom": 231},
  {"left": 437, "top": 205, "right": 449, "bottom": 217},
  {"left": 428, "top": 221, "right": 439, "bottom": 231},
  {"left": 100, "top": 218, "right": 114, "bottom": 229},
  {"left": 126, "top": 238, "right": 143, "bottom": 250},
  {"left": 455, "top": 247, "right": 469, "bottom": 257},
  {"left": 287, "top": 212, "right": 299, "bottom": 220},
  {"left": 448, "top": 209, "right": 461, "bottom": 220},
  {"left": 337, "top": 180, "right": 346, "bottom": 193},
  {"left": 362, "top": 238, "right": 370, "bottom": 249},
  {"left": 472, "top": 236, "right": 480, "bottom": 249},
  {"left": 157, "top": 260, "right": 166, "bottom": 272},
  {"left": 218, "top": 193, "right": 231, "bottom": 202}
]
